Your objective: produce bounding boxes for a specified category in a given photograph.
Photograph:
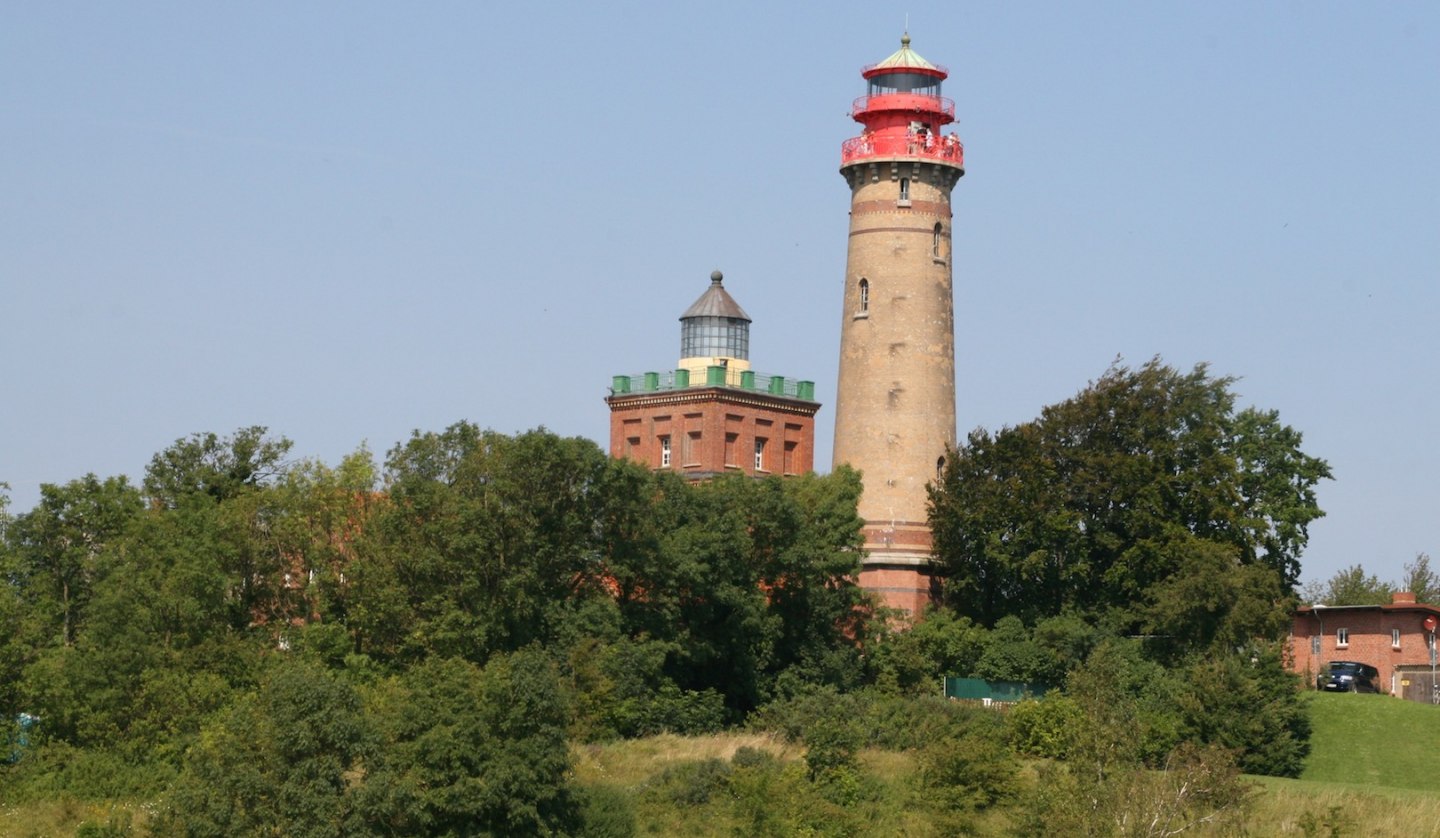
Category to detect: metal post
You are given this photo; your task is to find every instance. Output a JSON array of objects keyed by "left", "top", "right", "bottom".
[{"left": 1430, "top": 629, "right": 1437, "bottom": 704}]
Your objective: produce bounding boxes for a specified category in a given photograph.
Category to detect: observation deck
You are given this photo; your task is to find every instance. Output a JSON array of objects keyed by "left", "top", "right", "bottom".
[{"left": 840, "top": 131, "right": 964, "bottom": 168}]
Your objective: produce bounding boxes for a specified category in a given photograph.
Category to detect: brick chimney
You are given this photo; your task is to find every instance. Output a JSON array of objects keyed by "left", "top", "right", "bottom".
[{"left": 1392, "top": 591, "right": 1417, "bottom": 604}]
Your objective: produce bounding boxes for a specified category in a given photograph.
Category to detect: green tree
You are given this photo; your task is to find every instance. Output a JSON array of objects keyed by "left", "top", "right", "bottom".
[
  {"left": 350, "top": 425, "right": 617, "bottom": 663},
  {"left": 7, "top": 475, "right": 143, "bottom": 646},
  {"left": 1401, "top": 553, "right": 1439, "bottom": 605},
  {"left": 143, "top": 426, "right": 292, "bottom": 508},
  {"left": 154, "top": 659, "right": 370, "bottom": 838},
  {"left": 1175, "top": 644, "right": 1310, "bottom": 777},
  {"left": 930, "top": 359, "right": 1329, "bottom": 649},
  {"left": 358, "top": 649, "right": 579, "bottom": 836},
  {"left": 1303, "top": 563, "right": 1393, "bottom": 606}
]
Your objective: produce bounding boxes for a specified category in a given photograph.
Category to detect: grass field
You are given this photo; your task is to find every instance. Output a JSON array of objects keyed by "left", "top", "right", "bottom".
[{"left": 1301, "top": 690, "right": 1440, "bottom": 790}]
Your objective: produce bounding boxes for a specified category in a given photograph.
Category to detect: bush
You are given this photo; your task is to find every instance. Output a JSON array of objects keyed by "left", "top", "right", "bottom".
[
  {"left": 650, "top": 758, "right": 732, "bottom": 806},
  {"left": 861, "top": 692, "right": 1003, "bottom": 751},
  {"left": 576, "top": 784, "right": 636, "bottom": 837},
  {"left": 747, "top": 685, "right": 863, "bottom": 743},
  {"left": 1175, "top": 645, "right": 1311, "bottom": 777},
  {"left": 917, "top": 731, "right": 1019, "bottom": 813},
  {"left": 803, "top": 716, "right": 862, "bottom": 783},
  {"left": 1007, "top": 695, "right": 1083, "bottom": 759},
  {"left": 727, "top": 756, "right": 856, "bottom": 836}
]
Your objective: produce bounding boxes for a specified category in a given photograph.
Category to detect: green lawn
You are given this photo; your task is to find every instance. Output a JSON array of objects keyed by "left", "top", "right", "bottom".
[{"left": 1301, "top": 691, "right": 1440, "bottom": 791}]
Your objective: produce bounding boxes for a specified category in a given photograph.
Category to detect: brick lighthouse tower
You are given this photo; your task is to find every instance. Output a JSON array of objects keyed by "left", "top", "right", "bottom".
[{"left": 832, "top": 34, "right": 965, "bottom": 616}]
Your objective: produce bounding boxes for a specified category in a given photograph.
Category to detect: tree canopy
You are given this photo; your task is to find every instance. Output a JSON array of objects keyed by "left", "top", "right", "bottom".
[{"left": 929, "top": 358, "right": 1331, "bottom": 650}]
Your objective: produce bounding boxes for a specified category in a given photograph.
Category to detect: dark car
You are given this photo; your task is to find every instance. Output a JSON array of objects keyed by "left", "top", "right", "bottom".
[{"left": 1318, "top": 661, "right": 1381, "bottom": 693}]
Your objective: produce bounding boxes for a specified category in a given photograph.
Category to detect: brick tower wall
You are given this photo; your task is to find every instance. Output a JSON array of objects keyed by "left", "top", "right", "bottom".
[{"left": 833, "top": 158, "right": 962, "bottom": 614}]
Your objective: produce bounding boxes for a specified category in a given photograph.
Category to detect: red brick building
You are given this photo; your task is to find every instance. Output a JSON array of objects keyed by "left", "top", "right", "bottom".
[
  {"left": 1289, "top": 592, "right": 1440, "bottom": 702},
  {"left": 606, "top": 271, "right": 819, "bottom": 478}
]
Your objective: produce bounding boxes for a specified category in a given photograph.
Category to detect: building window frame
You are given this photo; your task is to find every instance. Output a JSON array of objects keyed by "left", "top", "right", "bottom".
[
  {"left": 754, "top": 438, "right": 766, "bottom": 472},
  {"left": 659, "top": 435, "right": 671, "bottom": 468},
  {"left": 1393, "top": 628, "right": 1402, "bottom": 649},
  {"left": 898, "top": 177, "right": 910, "bottom": 202},
  {"left": 1336, "top": 627, "right": 1349, "bottom": 648},
  {"left": 1311, "top": 635, "right": 1321, "bottom": 655},
  {"left": 858, "top": 278, "right": 869, "bottom": 314}
]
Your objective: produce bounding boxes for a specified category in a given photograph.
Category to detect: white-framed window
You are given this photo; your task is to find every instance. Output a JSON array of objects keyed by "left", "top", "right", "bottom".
[
  {"left": 858, "top": 278, "right": 869, "bottom": 313},
  {"left": 1311, "top": 635, "right": 1321, "bottom": 655},
  {"left": 754, "top": 438, "right": 766, "bottom": 471},
  {"left": 1393, "top": 628, "right": 1402, "bottom": 649},
  {"left": 660, "top": 435, "right": 671, "bottom": 468},
  {"left": 1336, "top": 627, "right": 1349, "bottom": 648}
]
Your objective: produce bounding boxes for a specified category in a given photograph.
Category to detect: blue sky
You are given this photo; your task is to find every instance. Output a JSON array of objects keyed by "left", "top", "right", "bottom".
[{"left": 2, "top": 3, "right": 1436, "bottom": 588}]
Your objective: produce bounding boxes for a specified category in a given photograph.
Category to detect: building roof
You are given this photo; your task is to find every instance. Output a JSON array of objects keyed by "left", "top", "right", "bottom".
[
  {"left": 1295, "top": 592, "right": 1440, "bottom": 617},
  {"left": 680, "top": 271, "right": 750, "bottom": 321},
  {"left": 870, "top": 33, "right": 941, "bottom": 73}
]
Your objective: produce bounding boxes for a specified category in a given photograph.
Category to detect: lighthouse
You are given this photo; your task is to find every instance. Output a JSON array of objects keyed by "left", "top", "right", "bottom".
[{"left": 832, "top": 35, "right": 965, "bottom": 616}]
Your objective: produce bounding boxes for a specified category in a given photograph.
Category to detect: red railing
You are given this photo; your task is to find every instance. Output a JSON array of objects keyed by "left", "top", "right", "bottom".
[
  {"left": 840, "top": 132, "right": 964, "bottom": 167},
  {"left": 851, "top": 93, "right": 955, "bottom": 120}
]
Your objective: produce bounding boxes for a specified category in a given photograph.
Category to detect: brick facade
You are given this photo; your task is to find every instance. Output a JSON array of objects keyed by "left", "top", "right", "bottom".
[
  {"left": 606, "top": 386, "right": 818, "bottom": 479},
  {"left": 1288, "top": 593, "right": 1440, "bottom": 697}
]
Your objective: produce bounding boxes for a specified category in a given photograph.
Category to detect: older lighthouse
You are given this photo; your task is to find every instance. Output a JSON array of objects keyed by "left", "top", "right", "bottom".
[{"left": 832, "top": 35, "right": 964, "bottom": 615}]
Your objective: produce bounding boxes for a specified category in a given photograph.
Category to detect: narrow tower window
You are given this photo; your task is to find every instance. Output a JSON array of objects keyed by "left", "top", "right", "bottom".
[
  {"left": 858, "top": 278, "right": 869, "bottom": 313},
  {"left": 659, "top": 436, "right": 671, "bottom": 468},
  {"left": 754, "top": 438, "right": 766, "bottom": 471},
  {"left": 937, "top": 456, "right": 946, "bottom": 479},
  {"left": 899, "top": 178, "right": 910, "bottom": 201},
  {"left": 933, "top": 223, "right": 943, "bottom": 258}
]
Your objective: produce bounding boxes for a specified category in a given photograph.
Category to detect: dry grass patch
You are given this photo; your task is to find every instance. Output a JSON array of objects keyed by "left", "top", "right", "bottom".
[
  {"left": 571, "top": 731, "right": 799, "bottom": 786},
  {"left": 1250, "top": 775, "right": 1440, "bottom": 837}
]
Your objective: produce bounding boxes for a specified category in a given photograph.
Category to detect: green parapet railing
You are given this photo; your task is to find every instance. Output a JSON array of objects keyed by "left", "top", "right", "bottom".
[
  {"left": 610, "top": 369, "right": 817, "bottom": 401},
  {"left": 943, "top": 677, "right": 1049, "bottom": 704}
]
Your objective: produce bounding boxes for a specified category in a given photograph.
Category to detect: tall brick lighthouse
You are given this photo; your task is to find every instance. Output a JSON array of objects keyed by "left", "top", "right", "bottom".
[{"left": 832, "top": 35, "right": 965, "bottom": 616}]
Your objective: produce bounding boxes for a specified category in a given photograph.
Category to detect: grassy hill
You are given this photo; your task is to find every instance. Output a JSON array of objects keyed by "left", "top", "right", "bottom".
[{"left": 1302, "top": 691, "right": 1440, "bottom": 790}]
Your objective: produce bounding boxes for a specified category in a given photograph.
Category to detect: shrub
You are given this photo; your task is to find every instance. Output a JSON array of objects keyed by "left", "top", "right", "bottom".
[
  {"left": 1007, "top": 695, "right": 1083, "bottom": 759},
  {"left": 861, "top": 691, "right": 1003, "bottom": 751},
  {"left": 917, "top": 731, "right": 1019, "bottom": 813},
  {"left": 650, "top": 758, "right": 732, "bottom": 806},
  {"left": 576, "top": 784, "right": 637, "bottom": 838},
  {"left": 748, "top": 685, "right": 863, "bottom": 743}
]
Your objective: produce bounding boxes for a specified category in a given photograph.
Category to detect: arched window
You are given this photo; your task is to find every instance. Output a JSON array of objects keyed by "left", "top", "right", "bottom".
[
  {"left": 933, "top": 223, "right": 943, "bottom": 258},
  {"left": 858, "top": 278, "right": 869, "bottom": 313},
  {"left": 937, "top": 455, "right": 946, "bottom": 479}
]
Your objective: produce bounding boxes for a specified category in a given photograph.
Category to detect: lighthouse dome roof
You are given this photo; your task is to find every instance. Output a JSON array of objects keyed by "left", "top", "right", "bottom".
[
  {"left": 680, "top": 271, "right": 751, "bottom": 321},
  {"left": 865, "top": 33, "right": 947, "bottom": 78}
]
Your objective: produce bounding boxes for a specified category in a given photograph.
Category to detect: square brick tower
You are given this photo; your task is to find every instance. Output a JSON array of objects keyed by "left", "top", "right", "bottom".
[
  {"left": 832, "top": 35, "right": 965, "bottom": 616},
  {"left": 608, "top": 271, "right": 820, "bottom": 478}
]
